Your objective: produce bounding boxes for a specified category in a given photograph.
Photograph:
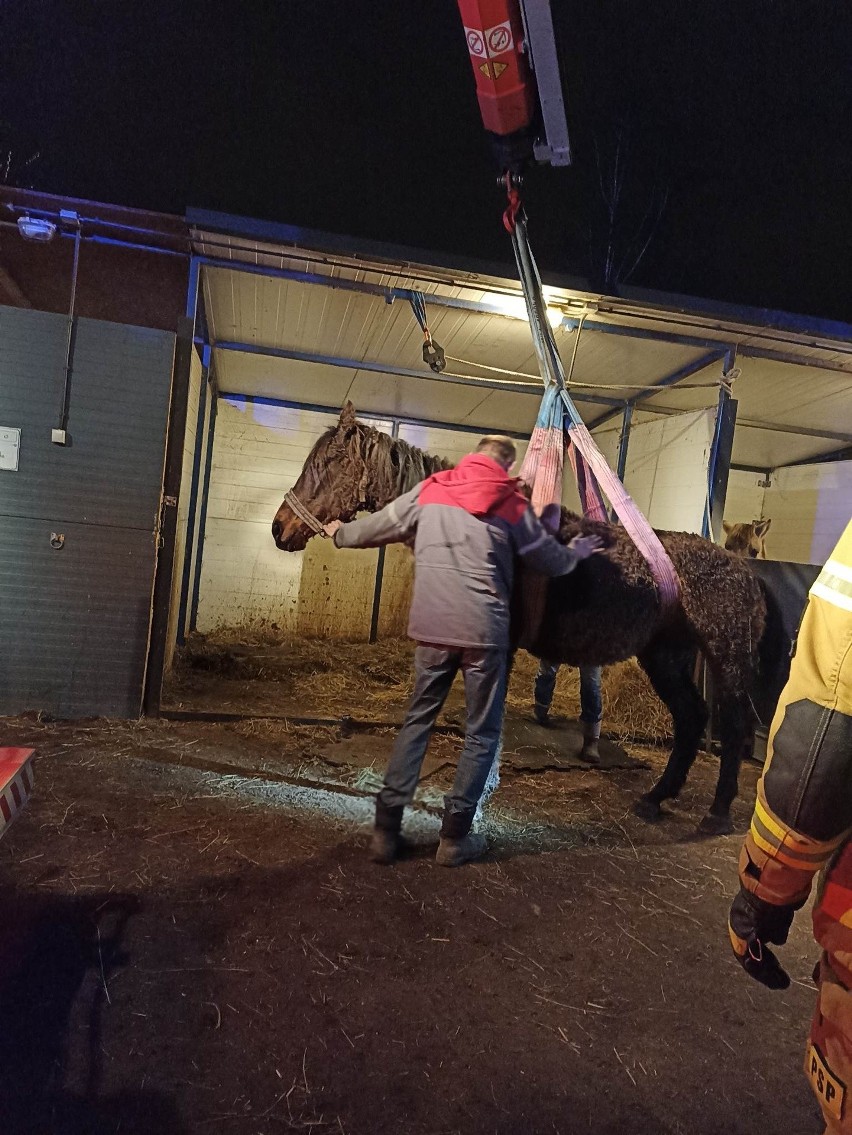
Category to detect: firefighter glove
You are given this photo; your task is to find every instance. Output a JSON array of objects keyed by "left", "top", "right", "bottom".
[{"left": 728, "top": 887, "right": 794, "bottom": 990}]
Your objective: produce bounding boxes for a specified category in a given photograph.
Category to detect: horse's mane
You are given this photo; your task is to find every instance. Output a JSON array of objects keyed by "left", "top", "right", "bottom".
[
  {"left": 319, "top": 420, "right": 452, "bottom": 510},
  {"left": 358, "top": 424, "right": 452, "bottom": 505}
]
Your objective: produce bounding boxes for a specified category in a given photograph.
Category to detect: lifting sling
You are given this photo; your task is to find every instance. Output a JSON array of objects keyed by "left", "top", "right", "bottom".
[{"left": 504, "top": 181, "right": 682, "bottom": 609}]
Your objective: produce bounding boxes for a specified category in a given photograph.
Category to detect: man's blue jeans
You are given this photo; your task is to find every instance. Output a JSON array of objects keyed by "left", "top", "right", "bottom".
[
  {"left": 378, "top": 644, "right": 507, "bottom": 820},
  {"left": 534, "top": 661, "right": 603, "bottom": 724}
]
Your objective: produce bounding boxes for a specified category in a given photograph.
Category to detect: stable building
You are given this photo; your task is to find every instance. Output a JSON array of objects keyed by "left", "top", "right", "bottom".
[{"left": 1, "top": 188, "right": 850, "bottom": 720}]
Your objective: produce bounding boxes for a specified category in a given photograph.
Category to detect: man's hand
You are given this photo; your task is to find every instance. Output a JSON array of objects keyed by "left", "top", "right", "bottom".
[
  {"left": 568, "top": 534, "right": 605, "bottom": 560},
  {"left": 728, "top": 888, "right": 794, "bottom": 990},
  {"left": 323, "top": 519, "right": 343, "bottom": 539}
]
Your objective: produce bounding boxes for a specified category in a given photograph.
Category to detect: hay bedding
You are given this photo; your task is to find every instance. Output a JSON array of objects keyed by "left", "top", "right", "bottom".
[{"left": 170, "top": 630, "right": 672, "bottom": 744}]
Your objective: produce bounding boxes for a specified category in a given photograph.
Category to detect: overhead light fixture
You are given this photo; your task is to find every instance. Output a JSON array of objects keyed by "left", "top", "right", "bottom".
[
  {"left": 17, "top": 215, "right": 56, "bottom": 243},
  {"left": 488, "top": 292, "right": 563, "bottom": 327}
]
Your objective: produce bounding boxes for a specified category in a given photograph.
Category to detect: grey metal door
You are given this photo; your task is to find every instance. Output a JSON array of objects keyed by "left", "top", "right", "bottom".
[{"left": 0, "top": 305, "right": 175, "bottom": 717}]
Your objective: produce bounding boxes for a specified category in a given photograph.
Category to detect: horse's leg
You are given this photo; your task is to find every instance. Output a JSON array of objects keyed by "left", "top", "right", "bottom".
[
  {"left": 696, "top": 659, "right": 755, "bottom": 836},
  {"left": 633, "top": 643, "right": 709, "bottom": 822}
]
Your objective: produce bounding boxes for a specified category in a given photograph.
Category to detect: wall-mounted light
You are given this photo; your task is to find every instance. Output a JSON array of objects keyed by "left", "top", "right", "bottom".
[{"left": 17, "top": 215, "right": 56, "bottom": 243}]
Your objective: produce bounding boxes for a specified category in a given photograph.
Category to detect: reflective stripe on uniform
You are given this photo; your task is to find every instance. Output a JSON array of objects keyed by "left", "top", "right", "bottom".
[
  {"left": 749, "top": 791, "right": 847, "bottom": 871},
  {"left": 812, "top": 558, "right": 852, "bottom": 614}
]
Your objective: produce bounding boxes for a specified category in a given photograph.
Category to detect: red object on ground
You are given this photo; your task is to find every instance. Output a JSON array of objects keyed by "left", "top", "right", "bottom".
[
  {"left": 0, "top": 748, "right": 35, "bottom": 837},
  {"left": 456, "top": 0, "right": 535, "bottom": 137}
]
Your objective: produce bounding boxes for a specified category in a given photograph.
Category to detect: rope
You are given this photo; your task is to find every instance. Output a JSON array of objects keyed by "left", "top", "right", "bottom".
[
  {"left": 502, "top": 175, "right": 522, "bottom": 234},
  {"left": 283, "top": 489, "right": 329, "bottom": 537},
  {"left": 410, "top": 291, "right": 445, "bottom": 373},
  {"left": 443, "top": 354, "right": 738, "bottom": 394}
]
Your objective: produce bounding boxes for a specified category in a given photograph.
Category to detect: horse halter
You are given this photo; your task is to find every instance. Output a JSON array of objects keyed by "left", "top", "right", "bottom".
[{"left": 283, "top": 490, "right": 329, "bottom": 538}]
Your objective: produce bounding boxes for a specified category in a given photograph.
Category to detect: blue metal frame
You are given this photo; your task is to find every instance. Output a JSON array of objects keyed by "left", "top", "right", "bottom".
[
  {"left": 588, "top": 350, "right": 726, "bottom": 431},
  {"left": 615, "top": 403, "right": 633, "bottom": 483},
  {"left": 215, "top": 340, "right": 626, "bottom": 408},
  {"left": 189, "top": 375, "right": 218, "bottom": 634},
  {"left": 176, "top": 343, "right": 210, "bottom": 645},
  {"left": 368, "top": 420, "right": 400, "bottom": 644},
  {"left": 703, "top": 350, "right": 739, "bottom": 541}
]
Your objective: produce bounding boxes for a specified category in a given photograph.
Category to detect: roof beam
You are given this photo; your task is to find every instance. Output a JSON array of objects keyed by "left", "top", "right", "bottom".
[
  {"left": 641, "top": 403, "right": 852, "bottom": 445},
  {"left": 213, "top": 340, "right": 627, "bottom": 408},
  {"left": 773, "top": 443, "right": 852, "bottom": 470},
  {"left": 586, "top": 350, "right": 725, "bottom": 430}
]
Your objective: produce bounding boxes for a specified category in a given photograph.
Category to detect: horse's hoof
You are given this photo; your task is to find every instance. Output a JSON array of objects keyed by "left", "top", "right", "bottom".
[
  {"left": 633, "top": 795, "right": 662, "bottom": 823},
  {"left": 697, "top": 812, "right": 734, "bottom": 836}
]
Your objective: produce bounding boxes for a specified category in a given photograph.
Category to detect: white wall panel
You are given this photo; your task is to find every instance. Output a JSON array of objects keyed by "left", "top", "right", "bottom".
[
  {"left": 761, "top": 461, "right": 852, "bottom": 564},
  {"left": 196, "top": 398, "right": 396, "bottom": 634},
  {"left": 616, "top": 409, "right": 715, "bottom": 533},
  {"left": 724, "top": 470, "right": 767, "bottom": 529},
  {"left": 196, "top": 399, "right": 339, "bottom": 633}
]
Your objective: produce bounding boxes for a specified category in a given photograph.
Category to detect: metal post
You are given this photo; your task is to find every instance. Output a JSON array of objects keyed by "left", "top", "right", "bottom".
[
  {"left": 368, "top": 420, "right": 400, "bottom": 643},
  {"left": 142, "top": 316, "right": 196, "bottom": 715},
  {"left": 704, "top": 351, "right": 739, "bottom": 543},
  {"left": 189, "top": 376, "right": 218, "bottom": 633},
  {"left": 176, "top": 344, "right": 210, "bottom": 645},
  {"left": 615, "top": 403, "right": 634, "bottom": 483},
  {"left": 700, "top": 351, "right": 738, "bottom": 753},
  {"left": 143, "top": 262, "right": 200, "bottom": 715},
  {"left": 57, "top": 218, "right": 82, "bottom": 435}
]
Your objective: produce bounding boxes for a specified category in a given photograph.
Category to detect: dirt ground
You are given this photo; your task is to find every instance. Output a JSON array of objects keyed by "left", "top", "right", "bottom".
[{"left": 0, "top": 637, "right": 822, "bottom": 1133}]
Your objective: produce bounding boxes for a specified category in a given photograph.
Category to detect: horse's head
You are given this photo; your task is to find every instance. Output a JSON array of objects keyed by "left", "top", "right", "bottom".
[
  {"left": 272, "top": 402, "right": 367, "bottom": 551},
  {"left": 723, "top": 518, "right": 771, "bottom": 558}
]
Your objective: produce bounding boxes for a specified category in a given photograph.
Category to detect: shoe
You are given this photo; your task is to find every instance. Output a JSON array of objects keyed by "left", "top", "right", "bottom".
[
  {"left": 579, "top": 721, "right": 602, "bottom": 766},
  {"left": 436, "top": 832, "right": 487, "bottom": 867},
  {"left": 370, "top": 828, "right": 400, "bottom": 865}
]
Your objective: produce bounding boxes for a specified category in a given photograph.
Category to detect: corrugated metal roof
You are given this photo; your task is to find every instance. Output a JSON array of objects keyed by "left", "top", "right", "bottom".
[{"left": 192, "top": 223, "right": 852, "bottom": 469}]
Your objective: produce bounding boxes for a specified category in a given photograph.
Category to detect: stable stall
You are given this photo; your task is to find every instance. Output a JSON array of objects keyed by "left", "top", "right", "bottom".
[
  {"left": 173, "top": 210, "right": 852, "bottom": 666},
  {"left": 0, "top": 191, "right": 850, "bottom": 721}
]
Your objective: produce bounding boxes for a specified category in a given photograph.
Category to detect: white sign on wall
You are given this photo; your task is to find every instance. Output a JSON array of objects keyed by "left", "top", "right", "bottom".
[{"left": 0, "top": 427, "right": 21, "bottom": 472}]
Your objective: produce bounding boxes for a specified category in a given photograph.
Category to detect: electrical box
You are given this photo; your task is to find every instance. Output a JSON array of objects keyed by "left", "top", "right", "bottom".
[{"left": 0, "top": 427, "right": 21, "bottom": 471}]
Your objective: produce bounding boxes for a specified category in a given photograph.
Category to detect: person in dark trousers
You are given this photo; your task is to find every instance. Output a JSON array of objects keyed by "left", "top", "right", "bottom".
[
  {"left": 324, "top": 435, "right": 603, "bottom": 867},
  {"left": 527, "top": 503, "right": 604, "bottom": 763},
  {"left": 533, "top": 660, "right": 604, "bottom": 763}
]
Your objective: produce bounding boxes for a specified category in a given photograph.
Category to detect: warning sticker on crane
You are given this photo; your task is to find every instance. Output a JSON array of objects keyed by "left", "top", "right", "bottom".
[
  {"left": 464, "top": 27, "right": 486, "bottom": 57},
  {"left": 478, "top": 61, "right": 508, "bottom": 80},
  {"left": 485, "top": 21, "right": 513, "bottom": 57}
]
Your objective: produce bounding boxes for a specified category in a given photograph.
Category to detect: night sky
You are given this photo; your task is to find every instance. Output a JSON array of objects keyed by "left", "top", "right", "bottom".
[{"left": 2, "top": 1, "right": 851, "bottom": 321}]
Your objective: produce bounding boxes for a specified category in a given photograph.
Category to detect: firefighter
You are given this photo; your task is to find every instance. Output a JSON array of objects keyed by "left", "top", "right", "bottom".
[{"left": 728, "top": 518, "right": 852, "bottom": 1132}]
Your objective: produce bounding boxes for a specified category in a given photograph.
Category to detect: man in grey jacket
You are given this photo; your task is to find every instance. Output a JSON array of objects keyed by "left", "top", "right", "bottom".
[{"left": 325, "top": 435, "right": 602, "bottom": 867}]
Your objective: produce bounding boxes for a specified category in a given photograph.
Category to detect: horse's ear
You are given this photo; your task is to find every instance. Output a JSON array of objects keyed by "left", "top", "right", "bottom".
[
  {"left": 339, "top": 401, "right": 357, "bottom": 429},
  {"left": 754, "top": 518, "right": 771, "bottom": 537},
  {"left": 722, "top": 521, "right": 733, "bottom": 535}
]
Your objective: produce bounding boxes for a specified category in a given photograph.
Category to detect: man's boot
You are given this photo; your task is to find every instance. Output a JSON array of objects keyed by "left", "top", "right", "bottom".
[
  {"left": 370, "top": 800, "right": 404, "bottom": 865},
  {"left": 579, "top": 720, "right": 602, "bottom": 765},
  {"left": 436, "top": 806, "right": 487, "bottom": 867}
]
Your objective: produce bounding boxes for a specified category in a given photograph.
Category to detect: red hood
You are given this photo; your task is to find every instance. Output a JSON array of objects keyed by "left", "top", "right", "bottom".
[{"left": 418, "top": 454, "right": 529, "bottom": 524}]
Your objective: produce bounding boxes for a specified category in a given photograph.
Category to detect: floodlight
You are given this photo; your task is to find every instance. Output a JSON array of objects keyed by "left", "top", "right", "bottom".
[{"left": 17, "top": 215, "right": 56, "bottom": 243}]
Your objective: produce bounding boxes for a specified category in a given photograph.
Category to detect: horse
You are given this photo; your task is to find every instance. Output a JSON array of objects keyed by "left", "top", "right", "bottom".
[
  {"left": 272, "top": 403, "right": 768, "bottom": 836},
  {"left": 723, "top": 519, "right": 772, "bottom": 558}
]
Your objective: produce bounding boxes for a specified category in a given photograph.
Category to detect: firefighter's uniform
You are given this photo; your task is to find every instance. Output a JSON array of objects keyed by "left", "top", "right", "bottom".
[{"left": 729, "top": 519, "right": 852, "bottom": 1132}]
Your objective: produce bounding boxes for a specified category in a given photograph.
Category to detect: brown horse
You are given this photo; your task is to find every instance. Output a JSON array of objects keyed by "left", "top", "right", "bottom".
[
  {"left": 723, "top": 519, "right": 772, "bottom": 559},
  {"left": 273, "top": 403, "right": 768, "bottom": 835}
]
